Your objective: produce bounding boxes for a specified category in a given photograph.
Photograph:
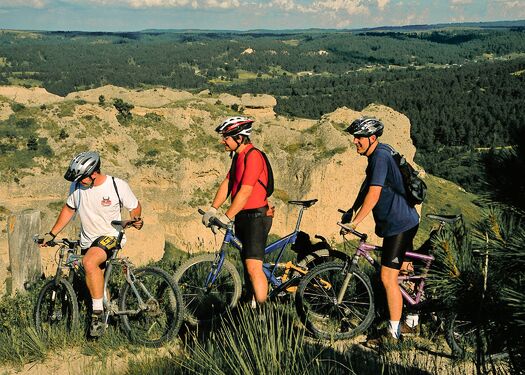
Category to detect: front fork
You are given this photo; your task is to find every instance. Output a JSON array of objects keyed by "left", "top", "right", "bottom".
[{"left": 336, "top": 256, "right": 359, "bottom": 304}]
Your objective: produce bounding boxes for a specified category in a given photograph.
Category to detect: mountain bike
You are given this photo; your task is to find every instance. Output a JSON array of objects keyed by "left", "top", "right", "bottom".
[
  {"left": 174, "top": 199, "right": 348, "bottom": 325},
  {"left": 295, "top": 211, "right": 462, "bottom": 342},
  {"left": 33, "top": 219, "right": 183, "bottom": 347}
]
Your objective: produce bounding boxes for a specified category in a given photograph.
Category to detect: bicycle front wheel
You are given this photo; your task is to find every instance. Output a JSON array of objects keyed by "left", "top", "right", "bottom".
[
  {"left": 34, "top": 278, "right": 79, "bottom": 336},
  {"left": 119, "top": 267, "right": 183, "bottom": 347},
  {"left": 296, "top": 262, "right": 374, "bottom": 340},
  {"left": 174, "top": 254, "right": 242, "bottom": 325}
]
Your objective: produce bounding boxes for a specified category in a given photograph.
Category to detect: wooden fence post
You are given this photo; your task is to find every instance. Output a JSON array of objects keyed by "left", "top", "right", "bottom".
[{"left": 7, "top": 209, "right": 42, "bottom": 294}]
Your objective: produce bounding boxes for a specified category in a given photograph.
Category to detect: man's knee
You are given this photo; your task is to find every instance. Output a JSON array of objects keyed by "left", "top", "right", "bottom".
[
  {"left": 381, "top": 267, "right": 399, "bottom": 288},
  {"left": 82, "top": 248, "right": 107, "bottom": 272}
]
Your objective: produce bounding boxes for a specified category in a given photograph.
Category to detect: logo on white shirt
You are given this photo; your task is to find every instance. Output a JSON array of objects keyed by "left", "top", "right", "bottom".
[{"left": 101, "top": 196, "right": 112, "bottom": 206}]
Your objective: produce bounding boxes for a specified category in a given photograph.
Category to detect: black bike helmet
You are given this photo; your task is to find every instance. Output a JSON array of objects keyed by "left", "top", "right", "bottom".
[
  {"left": 64, "top": 151, "right": 101, "bottom": 182},
  {"left": 345, "top": 117, "right": 384, "bottom": 137}
]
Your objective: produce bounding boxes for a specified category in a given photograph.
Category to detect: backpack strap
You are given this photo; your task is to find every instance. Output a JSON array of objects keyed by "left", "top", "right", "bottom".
[
  {"left": 227, "top": 153, "right": 239, "bottom": 198},
  {"left": 381, "top": 144, "right": 406, "bottom": 198},
  {"left": 112, "top": 176, "right": 123, "bottom": 209}
]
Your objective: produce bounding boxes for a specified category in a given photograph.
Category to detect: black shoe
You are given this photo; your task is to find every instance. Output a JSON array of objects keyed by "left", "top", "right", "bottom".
[{"left": 90, "top": 310, "right": 105, "bottom": 337}]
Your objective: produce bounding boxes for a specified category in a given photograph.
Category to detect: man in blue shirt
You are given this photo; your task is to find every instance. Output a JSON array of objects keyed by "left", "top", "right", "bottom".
[{"left": 342, "top": 117, "right": 419, "bottom": 343}]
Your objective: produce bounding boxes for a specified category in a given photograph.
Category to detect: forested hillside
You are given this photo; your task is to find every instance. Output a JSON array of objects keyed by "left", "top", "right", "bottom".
[{"left": 1, "top": 26, "right": 524, "bottom": 193}]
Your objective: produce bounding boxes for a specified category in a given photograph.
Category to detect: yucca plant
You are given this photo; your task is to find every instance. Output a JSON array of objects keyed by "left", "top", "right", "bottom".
[
  {"left": 426, "top": 218, "right": 483, "bottom": 311},
  {"left": 471, "top": 205, "right": 525, "bottom": 373}
]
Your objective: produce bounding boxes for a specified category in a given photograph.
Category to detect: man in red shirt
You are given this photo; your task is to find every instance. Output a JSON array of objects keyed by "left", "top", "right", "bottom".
[{"left": 202, "top": 116, "right": 273, "bottom": 305}]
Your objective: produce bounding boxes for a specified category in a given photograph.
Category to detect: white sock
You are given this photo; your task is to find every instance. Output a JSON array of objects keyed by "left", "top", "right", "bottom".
[
  {"left": 92, "top": 298, "right": 103, "bottom": 312},
  {"left": 406, "top": 314, "right": 419, "bottom": 328},
  {"left": 388, "top": 320, "right": 400, "bottom": 338}
]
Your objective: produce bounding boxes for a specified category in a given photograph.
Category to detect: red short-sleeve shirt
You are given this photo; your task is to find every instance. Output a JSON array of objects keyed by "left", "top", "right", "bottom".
[{"left": 228, "top": 144, "right": 269, "bottom": 210}]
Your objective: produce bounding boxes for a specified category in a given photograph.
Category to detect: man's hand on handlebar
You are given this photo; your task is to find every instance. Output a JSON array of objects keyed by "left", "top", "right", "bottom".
[
  {"left": 132, "top": 217, "right": 144, "bottom": 230},
  {"left": 202, "top": 207, "right": 217, "bottom": 227},
  {"left": 340, "top": 208, "right": 354, "bottom": 224},
  {"left": 210, "top": 213, "right": 231, "bottom": 234},
  {"left": 39, "top": 232, "right": 57, "bottom": 247}
]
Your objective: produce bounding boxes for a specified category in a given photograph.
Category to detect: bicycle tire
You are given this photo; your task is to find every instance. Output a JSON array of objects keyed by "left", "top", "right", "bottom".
[
  {"left": 296, "top": 249, "right": 348, "bottom": 269},
  {"left": 34, "top": 278, "right": 79, "bottom": 336},
  {"left": 444, "top": 312, "right": 508, "bottom": 360},
  {"left": 119, "top": 266, "right": 183, "bottom": 347},
  {"left": 296, "top": 261, "right": 374, "bottom": 340},
  {"left": 174, "top": 254, "right": 242, "bottom": 326}
]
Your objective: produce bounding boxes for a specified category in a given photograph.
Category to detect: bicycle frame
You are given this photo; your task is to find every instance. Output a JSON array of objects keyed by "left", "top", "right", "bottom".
[
  {"left": 205, "top": 202, "right": 312, "bottom": 293},
  {"left": 338, "top": 214, "right": 461, "bottom": 307}
]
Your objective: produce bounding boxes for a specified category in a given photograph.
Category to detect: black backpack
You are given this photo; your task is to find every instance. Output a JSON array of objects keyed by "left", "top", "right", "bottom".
[
  {"left": 228, "top": 147, "right": 274, "bottom": 198},
  {"left": 385, "top": 145, "right": 427, "bottom": 206}
]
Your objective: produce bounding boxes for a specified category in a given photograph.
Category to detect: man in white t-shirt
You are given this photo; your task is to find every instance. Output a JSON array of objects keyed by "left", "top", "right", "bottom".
[{"left": 41, "top": 151, "right": 143, "bottom": 337}]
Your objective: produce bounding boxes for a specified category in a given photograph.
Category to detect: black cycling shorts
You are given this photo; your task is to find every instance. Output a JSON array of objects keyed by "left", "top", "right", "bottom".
[
  {"left": 381, "top": 224, "right": 419, "bottom": 270},
  {"left": 234, "top": 207, "right": 272, "bottom": 261},
  {"left": 82, "top": 236, "right": 118, "bottom": 259}
]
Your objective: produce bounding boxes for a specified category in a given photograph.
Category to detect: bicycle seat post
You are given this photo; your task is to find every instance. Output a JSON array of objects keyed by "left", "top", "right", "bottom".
[{"left": 294, "top": 206, "right": 306, "bottom": 232}]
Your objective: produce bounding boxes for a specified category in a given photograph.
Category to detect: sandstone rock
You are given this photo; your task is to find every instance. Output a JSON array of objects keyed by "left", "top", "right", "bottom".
[
  {"left": 0, "top": 86, "right": 63, "bottom": 106},
  {"left": 0, "top": 85, "right": 425, "bottom": 267},
  {"left": 65, "top": 85, "right": 193, "bottom": 107},
  {"left": 241, "top": 93, "right": 277, "bottom": 109},
  {"left": 217, "top": 93, "right": 241, "bottom": 107}
]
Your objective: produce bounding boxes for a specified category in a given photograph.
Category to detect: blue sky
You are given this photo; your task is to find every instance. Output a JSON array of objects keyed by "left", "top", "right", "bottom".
[{"left": 0, "top": 0, "right": 524, "bottom": 31}]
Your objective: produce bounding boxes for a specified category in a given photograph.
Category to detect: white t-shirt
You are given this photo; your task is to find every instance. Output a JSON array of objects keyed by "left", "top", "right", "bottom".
[{"left": 66, "top": 175, "right": 139, "bottom": 249}]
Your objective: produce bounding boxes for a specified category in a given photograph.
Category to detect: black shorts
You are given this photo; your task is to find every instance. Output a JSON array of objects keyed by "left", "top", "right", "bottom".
[
  {"left": 381, "top": 225, "right": 419, "bottom": 270},
  {"left": 234, "top": 207, "right": 272, "bottom": 261},
  {"left": 81, "top": 236, "right": 118, "bottom": 259}
]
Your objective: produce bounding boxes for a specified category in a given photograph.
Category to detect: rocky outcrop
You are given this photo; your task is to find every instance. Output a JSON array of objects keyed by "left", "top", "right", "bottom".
[{"left": 0, "top": 85, "right": 424, "bottom": 277}]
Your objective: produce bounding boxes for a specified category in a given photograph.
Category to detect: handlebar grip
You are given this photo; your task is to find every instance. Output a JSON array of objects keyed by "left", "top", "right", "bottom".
[
  {"left": 198, "top": 208, "right": 205, "bottom": 215},
  {"left": 338, "top": 209, "right": 346, "bottom": 214},
  {"left": 209, "top": 216, "right": 228, "bottom": 229}
]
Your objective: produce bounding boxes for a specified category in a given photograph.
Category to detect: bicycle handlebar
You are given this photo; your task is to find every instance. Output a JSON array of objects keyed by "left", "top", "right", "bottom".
[
  {"left": 337, "top": 222, "right": 368, "bottom": 241},
  {"left": 197, "top": 209, "right": 229, "bottom": 230},
  {"left": 33, "top": 236, "right": 79, "bottom": 248},
  {"left": 336, "top": 208, "right": 368, "bottom": 241},
  {"left": 35, "top": 219, "right": 139, "bottom": 248}
]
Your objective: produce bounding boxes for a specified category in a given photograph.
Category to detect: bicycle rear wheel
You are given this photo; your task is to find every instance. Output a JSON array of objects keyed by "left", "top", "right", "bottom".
[
  {"left": 119, "top": 267, "right": 183, "bottom": 347},
  {"left": 174, "top": 254, "right": 242, "bottom": 325},
  {"left": 296, "top": 262, "right": 374, "bottom": 340},
  {"left": 296, "top": 249, "right": 348, "bottom": 269},
  {"left": 34, "top": 278, "right": 79, "bottom": 336}
]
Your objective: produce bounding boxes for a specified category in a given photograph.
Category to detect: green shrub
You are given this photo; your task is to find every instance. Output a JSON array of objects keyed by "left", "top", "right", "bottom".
[{"left": 10, "top": 102, "right": 25, "bottom": 112}]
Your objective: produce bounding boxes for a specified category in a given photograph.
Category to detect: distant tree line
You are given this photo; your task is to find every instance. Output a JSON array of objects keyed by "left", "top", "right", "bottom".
[
  {"left": 0, "top": 29, "right": 524, "bottom": 193},
  {"left": 221, "top": 58, "right": 525, "bottom": 193}
]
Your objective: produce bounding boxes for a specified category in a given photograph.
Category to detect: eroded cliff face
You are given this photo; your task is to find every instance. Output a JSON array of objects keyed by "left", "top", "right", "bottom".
[{"left": 0, "top": 85, "right": 423, "bottom": 280}]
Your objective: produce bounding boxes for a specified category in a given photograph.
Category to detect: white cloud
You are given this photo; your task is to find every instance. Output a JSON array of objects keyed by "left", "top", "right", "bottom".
[
  {"left": 377, "top": 0, "right": 389, "bottom": 10},
  {"left": 487, "top": 0, "right": 525, "bottom": 19},
  {"left": 0, "top": 0, "right": 48, "bottom": 8},
  {"left": 72, "top": 0, "right": 240, "bottom": 9},
  {"left": 270, "top": 0, "right": 296, "bottom": 11},
  {"left": 312, "top": 0, "right": 369, "bottom": 15},
  {"left": 450, "top": 0, "right": 473, "bottom": 4}
]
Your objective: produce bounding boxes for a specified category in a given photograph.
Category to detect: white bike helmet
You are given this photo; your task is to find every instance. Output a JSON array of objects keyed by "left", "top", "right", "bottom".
[
  {"left": 345, "top": 117, "right": 384, "bottom": 137},
  {"left": 215, "top": 116, "right": 254, "bottom": 138},
  {"left": 64, "top": 151, "right": 101, "bottom": 182}
]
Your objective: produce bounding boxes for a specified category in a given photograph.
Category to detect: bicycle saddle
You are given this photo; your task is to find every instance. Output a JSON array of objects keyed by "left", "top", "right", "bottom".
[
  {"left": 426, "top": 214, "right": 462, "bottom": 223},
  {"left": 288, "top": 199, "right": 318, "bottom": 207}
]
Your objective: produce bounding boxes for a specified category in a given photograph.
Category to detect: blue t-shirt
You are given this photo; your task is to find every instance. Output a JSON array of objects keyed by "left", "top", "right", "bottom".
[{"left": 366, "top": 143, "right": 419, "bottom": 237}]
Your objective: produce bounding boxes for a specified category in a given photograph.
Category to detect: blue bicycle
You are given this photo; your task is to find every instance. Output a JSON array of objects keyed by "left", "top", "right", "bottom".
[{"left": 174, "top": 199, "right": 348, "bottom": 325}]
